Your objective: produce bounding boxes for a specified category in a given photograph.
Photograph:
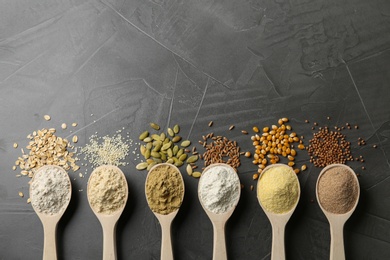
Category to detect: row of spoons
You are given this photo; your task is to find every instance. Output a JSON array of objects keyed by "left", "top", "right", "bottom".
[{"left": 29, "top": 163, "right": 360, "bottom": 260}]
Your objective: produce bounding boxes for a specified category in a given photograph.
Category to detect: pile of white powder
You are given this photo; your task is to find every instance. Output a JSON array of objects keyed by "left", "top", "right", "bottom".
[
  {"left": 198, "top": 165, "right": 240, "bottom": 214},
  {"left": 30, "top": 166, "right": 71, "bottom": 215}
]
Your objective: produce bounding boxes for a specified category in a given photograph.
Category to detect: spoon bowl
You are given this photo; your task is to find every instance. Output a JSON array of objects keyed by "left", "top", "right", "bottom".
[
  {"left": 316, "top": 164, "right": 360, "bottom": 260},
  {"left": 87, "top": 165, "right": 128, "bottom": 260},
  {"left": 257, "top": 163, "right": 300, "bottom": 260},
  {"left": 30, "top": 165, "right": 72, "bottom": 260},
  {"left": 145, "top": 163, "right": 185, "bottom": 260},
  {"left": 198, "top": 163, "right": 241, "bottom": 260}
]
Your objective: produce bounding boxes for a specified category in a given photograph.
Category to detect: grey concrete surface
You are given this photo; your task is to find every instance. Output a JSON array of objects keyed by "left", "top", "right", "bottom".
[{"left": 1, "top": 0, "right": 390, "bottom": 259}]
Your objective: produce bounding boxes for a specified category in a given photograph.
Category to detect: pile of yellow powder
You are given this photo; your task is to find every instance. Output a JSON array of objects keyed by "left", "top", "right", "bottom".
[
  {"left": 257, "top": 165, "right": 299, "bottom": 214},
  {"left": 88, "top": 165, "right": 127, "bottom": 214}
]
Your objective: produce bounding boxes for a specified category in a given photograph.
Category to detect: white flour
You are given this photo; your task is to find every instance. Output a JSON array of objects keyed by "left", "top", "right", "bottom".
[
  {"left": 30, "top": 166, "right": 71, "bottom": 215},
  {"left": 198, "top": 165, "right": 240, "bottom": 214}
]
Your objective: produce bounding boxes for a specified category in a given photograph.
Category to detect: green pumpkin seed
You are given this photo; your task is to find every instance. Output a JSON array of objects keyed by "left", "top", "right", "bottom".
[
  {"left": 139, "top": 131, "right": 149, "bottom": 140},
  {"left": 173, "top": 124, "right": 180, "bottom": 134},
  {"left": 140, "top": 145, "right": 146, "bottom": 156},
  {"left": 176, "top": 148, "right": 184, "bottom": 158},
  {"left": 166, "top": 159, "right": 174, "bottom": 164},
  {"left": 151, "top": 151, "right": 160, "bottom": 158},
  {"left": 172, "top": 136, "right": 181, "bottom": 143},
  {"left": 179, "top": 154, "right": 188, "bottom": 161},
  {"left": 172, "top": 157, "right": 179, "bottom": 163},
  {"left": 181, "top": 140, "right": 191, "bottom": 147},
  {"left": 150, "top": 123, "right": 160, "bottom": 130},
  {"left": 187, "top": 155, "right": 199, "bottom": 163},
  {"left": 192, "top": 171, "right": 201, "bottom": 178},
  {"left": 146, "top": 159, "right": 154, "bottom": 164},
  {"left": 143, "top": 137, "right": 152, "bottom": 143},
  {"left": 173, "top": 145, "right": 179, "bottom": 155},
  {"left": 186, "top": 164, "right": 193, "bottom": 176},
  {"left": 174, "top": 160, "right": 183, "bottom": 167},
  {"left": 162, "top": 142, "right": 172, "bottom": 151},
  {"left": 160, "top": 133, "right": 166, "bottom": 141},
  {"left": 153, "top": 142, "right": 162, "bottom": 152},
  {"left": 167, "top": 148, "right": 173, "bottom": 158},
  {"left": 151, "top": 134, "right": 160, "bottom": 141},
  {"left": 145, "top": 149, "right": 151, "bottom": 159},
  {"left": 160, "top": 152, "right": 167, "bottom": 161},
  {"left": 146, "top": 142, "right": 153, "bottom": 150},
  {"left": 136, "top": 162, "right": 148, "bottom": 170},
  {"left": 167, "top": 128, "right": 174, "bottom": 137},
  {"left": 153, "top": 158, "right": 162, "bottom": 163},
  {"left": 147, "top": 162, "right": 157, "bottom": 170}
]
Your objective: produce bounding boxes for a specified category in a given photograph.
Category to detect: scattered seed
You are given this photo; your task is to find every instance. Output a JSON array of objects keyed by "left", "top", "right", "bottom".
[
  {"left": 150, "top": 123, "right": 160, "bottom": 130},
  {"left": 253, "top": 126, "right": 259, "bottom": 133},
  {"left": 27, "top": 198, "right": 31, "bottom": 204},
  {"left": 136, "top": 162, "right": 148, "bottom": 170},
  {"left": 172, "top": 136, "right": 182, "bottom": 143},
  {"left": 253, "top": 173, "right": 259, "bottom": 180},
  {"left": 187, "top": 155, "right": 198, "bottom": 163},
  {"left": 373, "top": 144, "right": 377, "bottom": 148},
  {"left": 167, "top": 128, "right": 174, "bottom": 137},
  {"left": 301, "top": 164, "right": 307, "bottom": 171},
  {"left": 72, "top": 123, "right": 78, "bottom": 127},
  {"left": 362, "top": 166, "right": 366, "bottom": 170},
  {"left": 245, "top": 151, "right": 251, "bottom": 158},
  {"left": 139, "top": 131, "right": 149, "bottom": 140},
  {"left": 241, "top": 130, "right": 248, "bottom": 135},
  {"left": 181, "top": 140, "right": 191, "bottom": 147},
  {"left": 192, "top": 172, "right": 201, "bottom": 178},
  {"left": 208, "top": 121, "right": 213, "bottom": 127},
  {"left": 186, "top": 164, "right": 193, "bottom": 176},
  {"left": 173, "top": 124, "right": 180, "bottom": 134},
  {"left": 229, "top": 125, "right": 235, "bottom": 131},
  {"left": 72, "top": 135, "right": 78, "bottom": 143},
  {"left": 18, "top": 192, "right": 24, "bottom": 198},
  {"left": 305, "top": 120, "right": 309, "bottom": 123},
  {"left": 13, "top": 143, "right": 18, "bottom": 148},
  {"left": 12, "top": 166, "right": 16, "bottom": 171},
  {"left": 61, "top": 123, "right": 67, "bottom": 129},
  {"left": 294, "top": 169, "right": 300, "bottom": 174},
  {"left": 44, "top": 115, "right": 51, "bottom": 121}
]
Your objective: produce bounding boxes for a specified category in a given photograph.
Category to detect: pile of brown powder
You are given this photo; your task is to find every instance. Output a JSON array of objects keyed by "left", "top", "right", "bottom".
[
  {"left": 317, "top": 166, "right": 359, "bottom": 214},
  {"left": 145, "top": 164, "right": 184, "bottom": 215}
]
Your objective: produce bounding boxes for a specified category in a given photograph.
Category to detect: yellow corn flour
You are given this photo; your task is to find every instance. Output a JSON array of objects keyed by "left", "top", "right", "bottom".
[
  {"left": 257, "top": 165, "right": 299, "bottom": 214},
  {"left": 145, "top": 164, "right": 184, "bottom": 215}
]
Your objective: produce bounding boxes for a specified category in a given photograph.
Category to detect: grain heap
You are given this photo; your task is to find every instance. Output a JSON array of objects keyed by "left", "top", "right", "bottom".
[
  {"left": 13, "top": 116, "right": 79, "bottom": 178},
  {"left": 136, "top": 123, "right": 199, "bottom": 176},
  {"left": 80, "top": 131, "right": 131, "bottom": 167},
  {"left": 251, "top": 118, "right": 305, "bottom": 179}
]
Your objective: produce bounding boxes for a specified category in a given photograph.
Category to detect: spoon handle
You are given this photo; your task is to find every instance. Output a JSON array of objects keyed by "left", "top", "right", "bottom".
[
  {"left": 271, "top": 223, "right": 286, "bottom": 260},
  {"left": 329, "top": 220, "right": 345, "bottom": 260},
  {"left": 102, "top": 221, "right": 117, "bottom": 260},
  {"left": 212, "top": 220, "right": 227, "bottom": 260},
  {"left": 159, "top": 218, "right": 174, "bottom": 260},
  {"left": 42, "top": 220, "right": 58, "bottom": 260}
]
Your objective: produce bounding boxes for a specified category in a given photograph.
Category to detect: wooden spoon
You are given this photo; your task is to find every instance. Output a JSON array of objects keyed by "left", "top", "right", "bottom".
[
  {"left": 29, "top": 165, "right": 72, "bottom": 260},
  {"left": 257, "top": 164, "right": 300, "bottom": 260},
  {"left": 198, "top": 163, "right": 241, "bottom": 260},
  {"left": 145, "top": 163, "right": 185, "bottom": 260},
  {"left": 87, "top": 165, "right": 128, "bottom": 260},
  {"left": 316, "top": 164, "right": 360, "bottom": 260}
]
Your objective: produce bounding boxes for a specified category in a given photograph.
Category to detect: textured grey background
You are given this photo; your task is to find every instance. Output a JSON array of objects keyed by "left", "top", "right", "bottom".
[{"left": 1, "top": 0, "right": 390, "bottom": 259}]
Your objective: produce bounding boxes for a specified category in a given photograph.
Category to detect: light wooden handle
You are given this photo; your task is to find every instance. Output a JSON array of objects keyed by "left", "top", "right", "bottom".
[
  {"left": 43, "top": 221, "right": 58, "bottom": 260},
  {"left": 212, "top": 221, "right": 227, "bottom": 260},
  {"left": 102, "top": 221, "right": 117, "bottom": 260},
  {"left": 329, "top": 221, "right": 345, "bottom": 260},
  {"left": 271, "top": 223, "right": 286, "bottom": 260},
  {"left": 160, "top": 220, "right": 174, "bottom": 260}
]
